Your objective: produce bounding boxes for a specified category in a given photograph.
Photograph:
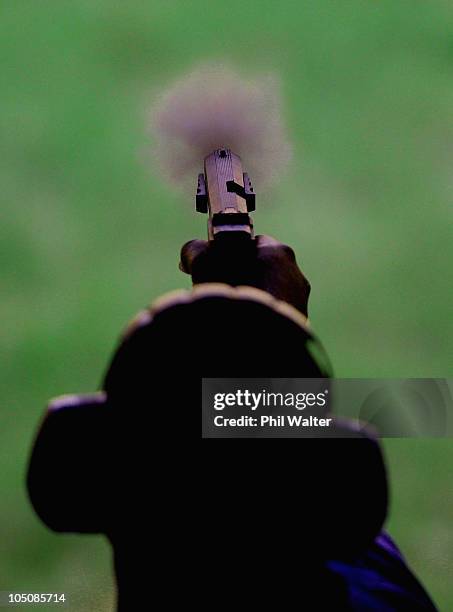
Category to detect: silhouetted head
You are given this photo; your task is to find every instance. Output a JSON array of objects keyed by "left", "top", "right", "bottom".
[{"left": 103, "top": 284, "right": 331, "bottom": 405}]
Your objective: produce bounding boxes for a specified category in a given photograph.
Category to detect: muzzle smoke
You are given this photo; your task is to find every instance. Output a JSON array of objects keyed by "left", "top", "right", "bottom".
[{"left": 148, "top": 63, "right": 292, "bottom": 192}]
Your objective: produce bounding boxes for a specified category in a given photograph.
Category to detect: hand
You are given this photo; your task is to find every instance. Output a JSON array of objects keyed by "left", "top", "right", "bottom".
[{"left": 180, "top": 235, "right": 311, "bottom": 316}]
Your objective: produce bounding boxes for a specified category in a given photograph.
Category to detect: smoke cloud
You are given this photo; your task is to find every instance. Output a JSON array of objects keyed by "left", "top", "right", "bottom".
[{"left": 147, "top": 63, "right": 292, "bottom": 193}]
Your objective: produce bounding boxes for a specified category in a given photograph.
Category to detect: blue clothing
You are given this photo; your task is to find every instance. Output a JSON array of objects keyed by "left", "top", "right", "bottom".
[{"left": 328, "top": 532, "right": 438, "bottom": 610}]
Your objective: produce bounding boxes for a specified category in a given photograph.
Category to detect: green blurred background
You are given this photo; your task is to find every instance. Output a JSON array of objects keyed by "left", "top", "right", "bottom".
[{"left": 1, "top": 1, "right": 452, "bottom": 610}]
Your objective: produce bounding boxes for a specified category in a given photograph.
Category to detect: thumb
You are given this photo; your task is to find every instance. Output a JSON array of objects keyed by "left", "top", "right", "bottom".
[{"left": 179, "top": 239, "right": 209, "bottom": 274}]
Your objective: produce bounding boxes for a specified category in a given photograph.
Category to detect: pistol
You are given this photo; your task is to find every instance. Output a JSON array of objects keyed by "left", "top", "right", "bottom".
[{"left": 196, "top": 149, "right": 256, "bottom": 241}]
